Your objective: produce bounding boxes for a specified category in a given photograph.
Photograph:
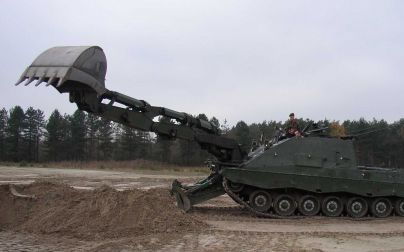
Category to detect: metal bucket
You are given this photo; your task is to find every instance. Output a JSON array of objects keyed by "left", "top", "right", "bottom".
[{"left": 15, "top": 46, "right": 107, "bottom": 96}]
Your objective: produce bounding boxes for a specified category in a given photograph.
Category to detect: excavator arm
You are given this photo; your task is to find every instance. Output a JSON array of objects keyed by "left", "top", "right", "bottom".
[
  {"left": 16, "top": 46, "right": 244, "bottom": 163},
  {"left": 15, "top": 46, "right": 245, "bottom": 211},
  {"left": 71, "top": 89, "right": 244, "bottom": 163}
]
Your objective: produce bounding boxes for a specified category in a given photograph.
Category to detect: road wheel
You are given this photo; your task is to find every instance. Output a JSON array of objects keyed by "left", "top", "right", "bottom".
[
  {"left": 371, "top": 198, "right": 392, "bottom": 218},
  {"left": 347, "top": 197, "right": 368, "bottom": 218},
  {"left": 249, "top": 190, "right": 272, "bottom": 212},
  {"left": 228, "top": 181, "right": 244, "bottom": 193},
  {"left": 321, "top": 196, "right": 343, "bottom": 217},
  {"left": 273, "top": 194, "right": 296, "bottom": 216},
  {"left": 298, "top": 195, "right": 321, "bottom": 216},
  {"left": 394, "top": 198, "right": 404, "bottom": 216}
]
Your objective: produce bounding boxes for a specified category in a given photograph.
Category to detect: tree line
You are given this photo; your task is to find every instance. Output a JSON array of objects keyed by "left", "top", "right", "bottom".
[
  {"left": 0, "top": 106, "right": 220, "bottom": 165},
  {"left": 0, "top": 106, "right": 403, "bottom": 167}
]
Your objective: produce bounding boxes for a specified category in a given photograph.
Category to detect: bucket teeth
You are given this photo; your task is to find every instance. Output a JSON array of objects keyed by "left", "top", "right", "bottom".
[
  {"left": 46, "top": 75, "right": 57, "bottom": 86},
  {"left": 35, "top": 75, "right": 46, "bottom": 86},
  {"left": 56, "top": 78, "right": 64, "bottom": 88},
  {"left": 15, "top": 76, "right": 26, "bottom": 86},
  {"left": 24, "top": 75, "right": 36, "bottom": 86}
]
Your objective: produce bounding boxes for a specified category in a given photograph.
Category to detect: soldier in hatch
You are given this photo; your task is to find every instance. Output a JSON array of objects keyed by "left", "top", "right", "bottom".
[{"left": 285, "top": 113, "right": 301, "bottom": 138}]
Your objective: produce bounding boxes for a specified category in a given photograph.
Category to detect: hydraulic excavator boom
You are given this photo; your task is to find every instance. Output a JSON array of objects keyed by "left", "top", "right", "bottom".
[{"left": 16, "top": 46, "right": 246, "bottom": 211}]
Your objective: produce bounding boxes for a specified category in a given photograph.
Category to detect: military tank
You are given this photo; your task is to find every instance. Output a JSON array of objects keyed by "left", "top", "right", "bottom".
[{"left": 16, "top": 46, "right": 404, "bottom": 218}]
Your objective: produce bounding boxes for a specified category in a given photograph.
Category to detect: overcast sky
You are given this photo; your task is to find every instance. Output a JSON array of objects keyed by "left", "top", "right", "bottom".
[{"left": 1, "top": 0, "right": 403, "bottom": 125}]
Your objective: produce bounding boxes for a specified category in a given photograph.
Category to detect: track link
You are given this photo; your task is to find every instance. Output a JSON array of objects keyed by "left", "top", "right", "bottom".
[
  {"left": 222, "top": 178, "right": 385, "bottom": 220},
  {"left": 222, "top": 178, "right": 302, "bottom": 219}
]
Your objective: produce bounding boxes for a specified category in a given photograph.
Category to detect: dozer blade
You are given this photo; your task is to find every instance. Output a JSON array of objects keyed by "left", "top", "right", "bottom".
[
  {"left": 15, "top": 46, "right": 107, "bottom": 96},
  {"left": 171, "top": 180, "right": 192, "bottom": 212},
  {"left": 170, "top": 175, "right": 225, "bottom": 212}
]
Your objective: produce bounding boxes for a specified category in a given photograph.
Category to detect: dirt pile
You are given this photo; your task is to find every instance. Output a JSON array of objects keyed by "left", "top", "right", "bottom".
[{"left": 0, "top": 181, "right": 205, "bottom": 239}]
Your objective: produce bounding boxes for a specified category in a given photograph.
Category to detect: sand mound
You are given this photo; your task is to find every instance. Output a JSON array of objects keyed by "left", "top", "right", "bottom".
[{"left": 0, "top": 181, "right": 205, "bottom": 239}]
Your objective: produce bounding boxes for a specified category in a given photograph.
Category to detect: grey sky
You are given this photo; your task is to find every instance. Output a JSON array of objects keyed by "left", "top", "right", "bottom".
[{"left": 1, "top": 0, "right": 403, "bottom": 125}]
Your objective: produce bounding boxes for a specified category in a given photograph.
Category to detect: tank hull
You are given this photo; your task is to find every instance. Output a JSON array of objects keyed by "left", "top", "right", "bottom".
[
  {"left": 218, "top": 137, "right": 404, "bottom": 218},
  {"left": 223, "top": 137, "right": 404, "bottom": 197}
]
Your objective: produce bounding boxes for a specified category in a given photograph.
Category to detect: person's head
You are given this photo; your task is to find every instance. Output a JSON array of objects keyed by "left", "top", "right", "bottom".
[{"left": 289, "top": 113, "right": 295, "bottom": 120}]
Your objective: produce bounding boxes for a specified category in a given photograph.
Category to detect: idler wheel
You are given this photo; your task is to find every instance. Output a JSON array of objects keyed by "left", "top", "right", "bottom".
[
  {"left": 321, "top": 196, "right": 343, "bottom": 217},
  {"left": 273, "top": 194, "right": 296, "bottom": 216},
  {"left": 394, "top": 198, "right": 404, "bottom": 216},
  {"left": 228, "top": 181, "right": 244, "bottom": 193},
  {"left": 347, "top": 197, "right": 368, "bottom": 218},
  {"left": 371, "top": 198, "right": 392, "bottom": 218},
  {"left": 298, "top": 195, "right": 320, "bottom": 216},
  {"left": 249, "top": 190, "right": 272, "bottom": 212}
]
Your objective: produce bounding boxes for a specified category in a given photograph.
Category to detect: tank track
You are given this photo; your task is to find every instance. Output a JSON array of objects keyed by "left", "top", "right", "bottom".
[
  {"left": 222, "top": 178, "right": 404, "bottom": 219},
  {"left": 223, "top": 178, "right": 302, "bottom": 219}
]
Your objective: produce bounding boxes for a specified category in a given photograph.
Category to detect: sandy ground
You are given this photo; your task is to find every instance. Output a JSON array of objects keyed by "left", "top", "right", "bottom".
[{"left": 2, "top": 166, "right": 404, "bottom": 252}]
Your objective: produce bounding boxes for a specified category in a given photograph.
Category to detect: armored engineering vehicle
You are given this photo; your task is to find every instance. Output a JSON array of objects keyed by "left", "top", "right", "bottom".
[{"left": 16, "top": 46, "right": 404, "bottom": 218}]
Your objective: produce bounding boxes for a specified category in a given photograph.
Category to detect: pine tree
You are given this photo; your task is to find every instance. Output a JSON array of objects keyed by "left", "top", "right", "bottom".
[
  {"left": 45, "top": 110, "right": 70, "bottom": 161},
  {"left": 154, "top": 135, "right": 171, "bottom": 162},
  {"left": 6, "top": 106, "right": 25, "bottom": 161},
  {"left": 85, "top": 113, "right": 100, "bottom": 160},
  {"left": 234, "top": 120, "right": 251, "bottom": 152},
  {"left": 69, "top": 110, "right": 87, "bottom": 160},
  {"left": 23, "top": 107, "right": 45, "bottom": 161},
  {"left": 35, "top": 109, "right": 45, "bottom": 161},
  {"left": 136, "top": 131, "right": 151, "bottom": 159},
  {"left": 220, "top": 119, "right": 230, "bottom": 135},
  {"left": 97, "top": 118, "right": 113, "bottom": 160},
  {"left": 117, "top": 125, "right": 139, "bottom": 160},
  {"left": 0, "top": 108, "right": 8, "bottom": 161}
]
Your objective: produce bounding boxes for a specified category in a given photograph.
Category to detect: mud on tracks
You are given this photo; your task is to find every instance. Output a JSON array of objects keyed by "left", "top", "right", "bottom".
[{"left": 0, "top": 181, "right": 206, "bottom": 240}]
